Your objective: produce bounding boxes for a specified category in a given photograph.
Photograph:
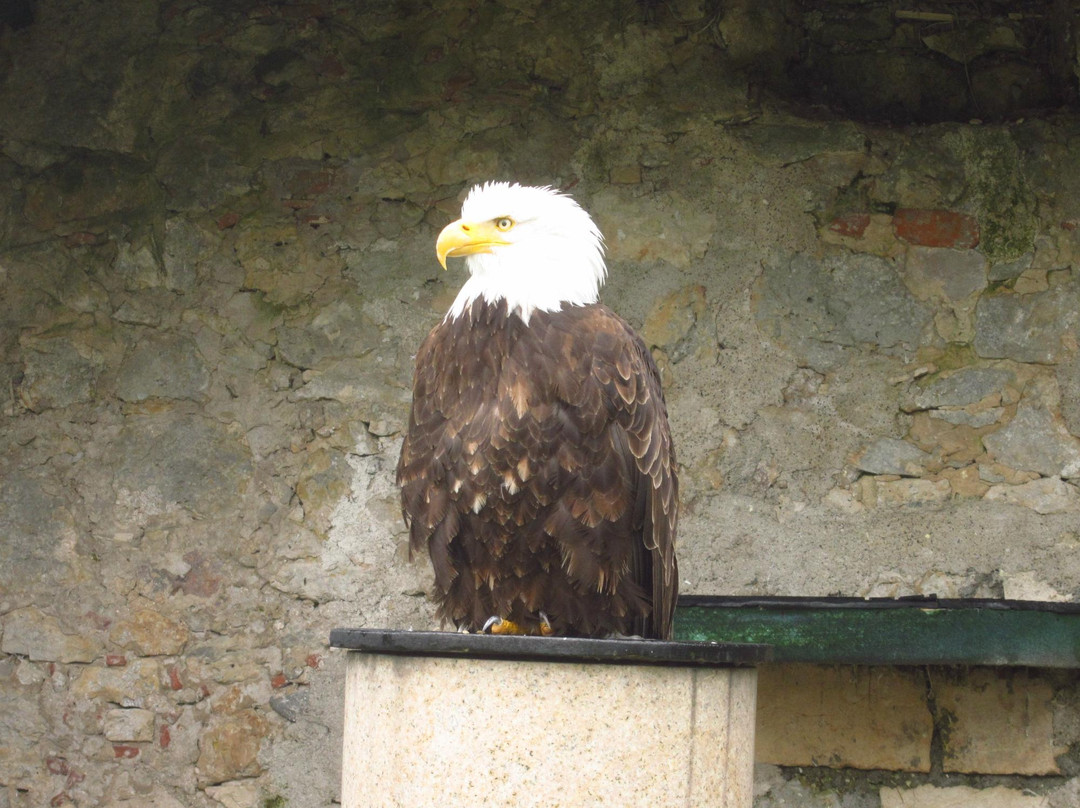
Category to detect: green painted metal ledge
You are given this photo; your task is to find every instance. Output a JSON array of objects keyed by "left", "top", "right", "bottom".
[{"left": 674, "top": 596, "right": 1080, "bottom": 668}]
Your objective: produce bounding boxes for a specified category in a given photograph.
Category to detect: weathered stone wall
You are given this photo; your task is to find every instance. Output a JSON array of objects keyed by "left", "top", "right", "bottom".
[{"left": 2, "top": 0, "right": 1080, "bottom": 806}]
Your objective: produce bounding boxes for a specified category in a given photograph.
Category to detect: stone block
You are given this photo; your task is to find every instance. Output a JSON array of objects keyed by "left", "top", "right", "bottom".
[
  {"left": 1001, "top": 571, "right": 1070, "bottom": 601},
  {"left": 735, "top": 122, "right": 867, "bottom": 166},
  {"left": 642, "top": 284, "right": 707, "bottom": 353},
  {"left": 104, "top": 787, "right": 189, "bottom": 808},
  {"left": 852, "top": 438, "right": 931, "bottom": 476},
  {"left": 17, "top": 336, "right": 101, "bottom": 410},
  {"left": 161, "top": 217, "right": 213, "bottom": 293},
  {"left": 1056, "top": 344, "right": 1080, "bottom": 437},
  {"left": 22, "top": 153, "right": 159, "bottom": 231},
  {"left": 984, "top": 477, "right": 1080, "bottom": 514},
  {"left": 109, "top": 608, "right": 190, "bottom": 656},
  {"left": 859, "top": 476, "right": 951, "bottom": 508},
  {"left": 609, "top": 164, "right": 642, "bottom": 184},
  {"left": 753, "top": 251, "right": 933, "bottom": 370},
  {"left": 932, "top": 406, "right": 1005, "bottom": 428},
  {"left": 754, "top": 764, "right": 843, "bottom": 808},
  {"left": 1, "top": 673, "right": 50, "bottom": 789},
  {"left": 70, "top": 659, "right": 163, "bottom": 706},
  {"left": 343, "top": 648, "right": 757, "bottom": 808},
  {"left": 940, "top": 464, "right": 989, "bottom": 498},
  {"left": 591, "top": 188, "right": 713, "bottom": 267},
  {"left": 989, "top": 252, "right": 1034, "bottom": 282},
  {"left": 196, "top": 709, "right": 270, "bottom": 786},
  {"left": 103, "top": 708, "right": 156, "bottom": 742},
  {"left": 112, "top": 412, "right": 253, "bottom": 517},
  {"left": 903, "top": 367, "right": 1014, "bottom": 412},
  {"left": 232, "top": 222, "right": 343, "bottom": 307},
  {"left": 975, "top": 282, "right": 1080, "bottom": 363},
  {"left": 881, "top": 784, "right": 1047, "bottom": 808},
  {"left": 205, "top": 781, "right": 260, "bottom": 808},
  {"left": 909, "top": 411, "right": 985, "bottom": 465},
  {"left": 934, "top": 668, "right": 1062, "bottom": 774},
  {"left": 295, "top": 448, "right": 355, "bottom": 536},
  {"left": 1, "top": 607, "right": 102, "bottom": 663},
  {"left": 755, "top": 664, "right": 932, "bottom": 771},
  {"left": 275, "top": 295, "right": 382, "bottom": 369},
  {"left": 902, "top": 246, "right": 987, "bottom": 302},
  {"left": 115, "top": 334, "right": 210, "bottom": 402},
  {"left": 982, "top": 403, "right": 1080, "bottom": 479}
]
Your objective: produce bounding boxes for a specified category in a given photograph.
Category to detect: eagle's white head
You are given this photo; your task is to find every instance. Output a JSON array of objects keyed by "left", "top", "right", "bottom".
[{"left": 436, "top": 182, "right": 607, "bottom": 323}]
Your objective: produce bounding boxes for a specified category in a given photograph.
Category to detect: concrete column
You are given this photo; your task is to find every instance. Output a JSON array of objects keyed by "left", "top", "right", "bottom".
[{"left": 334, "top": 630, "right": 764, "bottom": 808}]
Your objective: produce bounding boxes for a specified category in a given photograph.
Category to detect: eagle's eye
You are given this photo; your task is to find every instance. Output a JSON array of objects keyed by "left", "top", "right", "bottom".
[{"left": 495, "top": 217, "right": 514, "bottom": 231}]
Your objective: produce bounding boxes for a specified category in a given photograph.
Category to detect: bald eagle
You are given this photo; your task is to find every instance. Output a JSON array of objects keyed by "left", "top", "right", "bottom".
[{"left": 397, "top": 182, "right": 678, "bottom": 639}]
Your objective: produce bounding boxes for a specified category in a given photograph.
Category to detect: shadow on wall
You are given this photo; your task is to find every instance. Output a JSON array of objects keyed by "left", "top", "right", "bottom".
[{"left": 714, "top": 0, "right": 1078, "bottom": 123}]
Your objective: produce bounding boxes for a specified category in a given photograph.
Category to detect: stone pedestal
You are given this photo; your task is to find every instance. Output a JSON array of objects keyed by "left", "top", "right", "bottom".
[{"left": 330, "top": 629, "right": 766, "bottom": 808}]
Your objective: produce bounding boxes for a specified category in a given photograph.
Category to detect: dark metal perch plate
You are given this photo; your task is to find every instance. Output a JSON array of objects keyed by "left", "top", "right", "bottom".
[
  {"left": 330, "top": 627, "right": 770, "bottom": 668},
  {"left": 675, "top": 596, "right": 1080, "bottom": 668}
]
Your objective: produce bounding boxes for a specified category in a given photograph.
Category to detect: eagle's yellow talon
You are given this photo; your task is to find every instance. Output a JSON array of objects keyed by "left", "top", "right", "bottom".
[
  {"left": 483, "top": 616, "right": 525, "bottom": 635},
  {"left": 482, "top": 615, "right": 553, "bottom": 635}
]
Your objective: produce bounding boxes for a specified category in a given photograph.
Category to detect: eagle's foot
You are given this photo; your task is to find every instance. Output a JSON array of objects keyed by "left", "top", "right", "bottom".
[
  {"left": 482, "top": 615, "right": 522, "bottom": 635},
  {"left": 482, "top": 612, "right": 554, "bottom": 636},
  {"left": 537, "top": 612, "right": 554, "bottom": 636}
]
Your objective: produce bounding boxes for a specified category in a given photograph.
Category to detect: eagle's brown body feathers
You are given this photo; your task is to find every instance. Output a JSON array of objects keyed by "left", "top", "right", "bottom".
[{"left": 397, "top": 297, "right": 678, "bottom": 638}]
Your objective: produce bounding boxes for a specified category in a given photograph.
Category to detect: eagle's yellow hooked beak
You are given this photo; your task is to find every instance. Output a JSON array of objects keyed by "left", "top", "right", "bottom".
[{"left": 435, "top": 219, "right": 511, "bottom": 269}]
